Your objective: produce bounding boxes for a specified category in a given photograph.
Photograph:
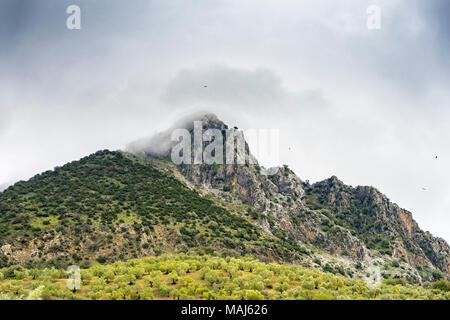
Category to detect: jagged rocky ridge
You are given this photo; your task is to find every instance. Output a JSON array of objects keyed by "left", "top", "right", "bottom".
[{"left": 133, "top": 113, "right": 450, "bottom": 282}]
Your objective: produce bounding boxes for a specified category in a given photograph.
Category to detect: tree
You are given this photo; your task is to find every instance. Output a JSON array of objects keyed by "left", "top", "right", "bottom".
[
  {"left": 140, "top": 288, "right": 154, "bottom": 300},
  {"left": 204, "top": 271, "right": 221, "bottom": 285},
  {"left": 431, "top": 280, "right": 450, "bottom": 292},
  {"left": 171, "top": 289, "right": 180, "bottom": 300},
  {"left": 103, "top": 270, "right": 115, "bottom": 283},
  {"left": 179, "top": 276, "right": 193, "bottom": 287},
  {"left": 131, "top": 267, "right": 145, "bottom": 279},
  {"left": 168, "top": 271, "right": 179, "bottom": 285},
  {"left": 245, "top": 290, "right": 264, "bottom": 300}
]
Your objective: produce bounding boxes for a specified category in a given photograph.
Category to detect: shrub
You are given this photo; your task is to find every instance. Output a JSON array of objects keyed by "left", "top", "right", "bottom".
[{"left": 431, "top": 280, "right": 450, "bottom": 292}]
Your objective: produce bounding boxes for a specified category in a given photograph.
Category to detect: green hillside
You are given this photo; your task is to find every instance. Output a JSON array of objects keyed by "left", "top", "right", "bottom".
[{"left": 0, "top": 150, "right": 303, "bottom": 269}]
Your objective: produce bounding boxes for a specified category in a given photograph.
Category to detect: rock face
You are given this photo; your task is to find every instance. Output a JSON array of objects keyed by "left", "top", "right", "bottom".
[
  {"left": 305, "top": 177, "right": 450, "bottom": 280},
  {"left": 133, "top": 113, "right": 308, "bottom": 230},
  {"left": 135, "top": 112, "right": 450, "bottom": 282}
]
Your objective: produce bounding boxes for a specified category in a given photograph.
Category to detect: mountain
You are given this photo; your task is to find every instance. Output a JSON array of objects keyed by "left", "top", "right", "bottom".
[
  {"left": 0, "top": 113, "right": 448, "bottom": 284},
  {"left": 129, "top": 113, "right": 450, "bottom": 283}
]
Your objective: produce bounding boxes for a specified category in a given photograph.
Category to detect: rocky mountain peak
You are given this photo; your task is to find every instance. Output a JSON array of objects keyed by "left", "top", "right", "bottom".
[
  {"left": 126, "top": 112, "right": 450, "bottom": 282},
  {"left": 125, "top": 112, "right": 226, "bottom": 159},
  {"left": 197, "top": 112, "right": 227, "bottom": 130}
]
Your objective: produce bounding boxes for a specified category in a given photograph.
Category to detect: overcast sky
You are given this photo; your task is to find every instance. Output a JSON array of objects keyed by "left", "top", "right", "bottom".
[{"left": 0, "top": 0, "right": 449, "bottom": 241}]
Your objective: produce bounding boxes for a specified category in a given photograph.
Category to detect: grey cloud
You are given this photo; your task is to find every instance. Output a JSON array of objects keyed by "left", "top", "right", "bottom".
[
  {"left": 125, "top": 111, "right": 215, "bottom": 157},
  {"left": 162, "top": 66, "right": 328, "bottom": 114},
  {"left": 287, "top": 89, "right": 328, "bottom": 109},
  {"left": 420, "top": 0, "right": 450, "bottom": 44},
  {"left": 0, "top": 181, "right": 13, "bottom": 192},
  {"left": 0, "top": 108, "right": 10, "bottom": 135},
  {"left": 162, "top": 66, "right": 284, "bottom": 107}
]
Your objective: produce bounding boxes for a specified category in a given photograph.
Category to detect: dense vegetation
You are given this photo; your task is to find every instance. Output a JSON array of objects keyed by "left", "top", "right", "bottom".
[
  {"left": 1, "top": 253, "right": 449, "bottom": 300},
  {"left": 305, "top": 182, "right": 396, "bottom": 255},
  {"left": 303, "top": 178, "right": 448, "bottom": 282},
  {"left": 0, "top": 150, "right": 303, "bottom": 269}
]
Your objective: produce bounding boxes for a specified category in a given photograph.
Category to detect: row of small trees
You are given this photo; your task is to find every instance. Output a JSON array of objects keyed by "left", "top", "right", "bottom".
[{"left": 1, "top": 253, "right": 449, "bottom": 300}]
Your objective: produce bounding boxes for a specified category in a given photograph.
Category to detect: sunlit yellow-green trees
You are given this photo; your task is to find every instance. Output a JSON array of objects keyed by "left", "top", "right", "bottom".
[{"left": 1, "top": 252, "right": 449, "bottom": 300}]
